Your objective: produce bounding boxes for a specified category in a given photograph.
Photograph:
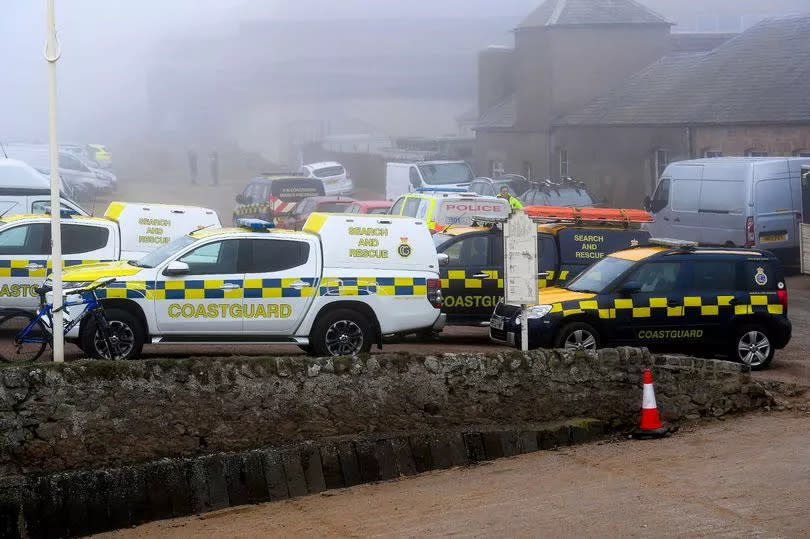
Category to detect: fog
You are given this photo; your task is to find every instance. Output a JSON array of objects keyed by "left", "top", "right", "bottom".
[{"left": 1, "top": 0, "right": 807, "bottom": 167}]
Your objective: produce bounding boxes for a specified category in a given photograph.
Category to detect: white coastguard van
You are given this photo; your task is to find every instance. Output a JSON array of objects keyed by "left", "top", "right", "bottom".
[
  {"left": 386, "top": 160, "right": 475, "bottom": 201},
  {"left": 0, "top": 159, "right": 87, "bottom": 217},
  {"left": 0, "top": 202, "right": 220, "bottom": 311},
  {"left": 301, "top": 162, "right": 353, "bottom": 196},
  {"left": 53, "top": 214, "right": 443, "bottom": 359},
  {"left": 389, "top": 190, "right": 511, "bottom": 232},
  {"left": 646, "top": 157, "right": 810, "bottom": 269}
]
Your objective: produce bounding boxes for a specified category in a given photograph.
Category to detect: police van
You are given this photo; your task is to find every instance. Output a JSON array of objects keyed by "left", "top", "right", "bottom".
[
  {"left": 389, "top": 189, "right": 510, "bottom": 232},
  {"left": 432, "top": 207, "right": 651, "bottom": 326},
  {"left": 0, "top": 202, "right": 220, "bottom": 311},
  {"left": 52, "top": 214, "right": 442, "bottom": 360},
  {"left": 490, "top": 239, "right": 791, "bottom": 370}
]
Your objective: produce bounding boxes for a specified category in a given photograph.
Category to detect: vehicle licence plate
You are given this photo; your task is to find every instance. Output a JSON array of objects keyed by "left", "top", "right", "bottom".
[
  {"left": 491, "top": 318, "right": 504, "bottom": 330},
  {"left": 760, "top": 233, "right": 787, "bottom": 243}
]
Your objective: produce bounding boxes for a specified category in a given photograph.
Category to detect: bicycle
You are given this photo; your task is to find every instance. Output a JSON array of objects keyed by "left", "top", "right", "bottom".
[{"left": 0, "top": 277, "right": 129, "bottom": 363}]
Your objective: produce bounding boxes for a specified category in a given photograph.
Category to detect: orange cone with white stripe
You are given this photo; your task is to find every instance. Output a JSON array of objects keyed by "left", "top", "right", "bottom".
[{"left": 632, "top": 368, "right": 672, "bottom": 439}]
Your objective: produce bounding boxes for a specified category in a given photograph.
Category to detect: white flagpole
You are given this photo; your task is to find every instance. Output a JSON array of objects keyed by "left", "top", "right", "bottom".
[{"left": 45, "top": 0, "right": 64, "bottom": 363}]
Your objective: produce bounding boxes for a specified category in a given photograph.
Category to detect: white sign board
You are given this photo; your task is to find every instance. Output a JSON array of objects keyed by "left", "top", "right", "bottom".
[
  {"left": 801, "top": 223, "right": 810, "bottom": 274},
  {"left": 504, "top": 211, "right": 538, "bottom": 305}
]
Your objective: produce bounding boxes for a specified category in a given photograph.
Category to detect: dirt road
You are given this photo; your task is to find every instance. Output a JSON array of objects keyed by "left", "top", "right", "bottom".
[{"left": 102, "top": 412, "right": 810, "bottom": 538}]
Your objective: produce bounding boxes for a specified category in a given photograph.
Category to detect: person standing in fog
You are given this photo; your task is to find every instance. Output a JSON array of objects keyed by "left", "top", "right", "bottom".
[
  {"left": 209, "top": 151, "right": 219, "bottom": 186},
  {"left": 187, "top": 149, "right": 198, "bottom": 184}
]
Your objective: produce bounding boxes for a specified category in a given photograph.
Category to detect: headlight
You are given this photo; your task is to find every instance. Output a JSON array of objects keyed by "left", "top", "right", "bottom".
[{"left": 526, "top": 304, "right": 553, "bottom": 319}]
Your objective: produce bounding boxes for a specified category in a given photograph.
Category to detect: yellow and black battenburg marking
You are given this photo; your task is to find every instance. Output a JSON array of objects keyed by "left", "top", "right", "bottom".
[
  {"left": 441, "top": 269, "right": 570, "bottom": 289},
  {"left": 0, "top": 259, "right": 103, "bottom": 278},
  {"left": 94, "top": 277, "right": 427, "bottom": 300},
  {"left": 548, "top": 294, "right": 785, "bottom": 320}
]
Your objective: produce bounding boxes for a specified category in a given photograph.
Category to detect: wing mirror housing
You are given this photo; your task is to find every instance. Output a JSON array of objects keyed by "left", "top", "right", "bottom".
[
  {"left": 619, "top": 281, "right": 641, "bottom": 296},
  {"left": 642, "top": 196, "right": 652, "bottom": 211},
  {"left": 235, "top": 194, "right": 246, "bottom": 204},
  {"left": 437, "top": 253, "right": 449, "bottom": 266},
  {"left": 164, "top": 261, "right": 190, "bottom": 276}
]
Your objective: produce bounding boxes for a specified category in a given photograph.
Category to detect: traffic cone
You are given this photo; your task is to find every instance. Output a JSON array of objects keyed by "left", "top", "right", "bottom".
[{"left": 632, "top": 368, "right": 672, "bottom": 439}]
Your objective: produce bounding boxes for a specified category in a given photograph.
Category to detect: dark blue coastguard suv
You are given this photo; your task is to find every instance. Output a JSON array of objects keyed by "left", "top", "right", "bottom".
[{"left": 490, "top": 241, "right": 791, "bottom": 370}]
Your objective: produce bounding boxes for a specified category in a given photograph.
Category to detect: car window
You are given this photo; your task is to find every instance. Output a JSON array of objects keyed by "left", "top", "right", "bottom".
[
  {"left": 61, "top": 224, "right": 109, "bottom": 254},
  {"left": 415, "top": 199, "right": 430, "bottom": 220},
  {"left": 0, "top": 223, "right": 48, "bottom": 255},
  {"left": 243, "top": 239, "right": 310, "bottom": 273},
  {"left": 671, "top": 180, "right": 700, "bottom": 212},
  {"left": 312, "top": 166, "right": 344, "bottom": 178},
  {"left": 700, "top": 181, "right": 745, "bottom": 214},
  {"left": 402, "top": 197, "right": 422, "bottom": 217},
  {"left": 469, "top": 182, "right": 482, "bottom": 194},
  {"left": 546, "top": 189, "right": 593, "bottom": 207},
  {"left": 624, "top": 262, "right": 683, "bottom": 293},
  {"left": 369, "top": 207, "right": 389, "bottom": 215},
  {"left": 409, "top": 167, "right": 422, "bottom": 188},
  {"left": 755, "top": 179, "right": 792, "bottom": 214},
  {"left": 690, "top": 260, "right": 737, "bottom": 291},
  {"left": 178, "top": 240, "right": 239, "bottom": 275},
  {"left": 346, "top": 204, "right": 359, "bottom": 214},
  {"left": 318, "top": 202, "right": 351, "bottom": 213},
  {"left": 442, "top": 235, "right": 489, "bottom": 266},
  {"left": 390, "top": 198, "right": 405, "bottom": 215},
  {"left": 538, "top": 234, "right": 558, "bottom": 270},
  {"left": 651, "top": 179, "right": 670, "bottom": 212},
  {"left": 566, "top": 256, "right": 634, "bottom": 294}
]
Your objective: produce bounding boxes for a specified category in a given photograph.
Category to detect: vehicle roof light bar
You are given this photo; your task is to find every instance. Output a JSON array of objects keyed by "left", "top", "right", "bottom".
[
  {"left": 415, "top": 187, "right": 468, "bottom": 193},
  {"left": 648, "top": 238, "right": 698, "bottom": 250},
  {"left": 236, "top": 218, "right": 275, "bottom": 230}
]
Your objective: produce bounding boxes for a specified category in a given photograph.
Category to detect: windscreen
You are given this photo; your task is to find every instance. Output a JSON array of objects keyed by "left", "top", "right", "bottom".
[
  {"left": 545, "top": 188, "right": 594, "bottom": 207},
  {"left": 134, "top": 234, "right": 196, "bottom": 268},
  {"left": 565, "top": 256, "right": 634, "bottom": 294},
  {"left": 313, "top": 166, "right": 345, "bottom": 178},
  {"left": 418, "top": 163, "right": 474, "bottom": 185},
  {"left": 318, "top": 201, "right": 352, "bottom": 212},
  {"left": 271, "top": 179, "right": 325, "bottom": 202}
]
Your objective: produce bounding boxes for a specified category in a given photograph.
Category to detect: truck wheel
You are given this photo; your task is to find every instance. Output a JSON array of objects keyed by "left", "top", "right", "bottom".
[
  {"left": 311, "top": 309, "right": 373, "bottom": 357},
  {"left": 731, "top": 324, "right": 774, "bottom": 370},
  {"left": 81, "top": 308, "right": 145, "bottom": 360},
  {"left": 553, "top": 321, "right": 600, "bottom": 351}
]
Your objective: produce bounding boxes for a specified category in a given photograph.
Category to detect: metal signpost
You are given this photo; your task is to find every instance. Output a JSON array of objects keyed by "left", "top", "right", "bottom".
[
  {"left": 45, "top": 0, "right": 65, "bottom": 362},
  {"left": 503, "top": 211, "right": 538, "bottom": 352}
]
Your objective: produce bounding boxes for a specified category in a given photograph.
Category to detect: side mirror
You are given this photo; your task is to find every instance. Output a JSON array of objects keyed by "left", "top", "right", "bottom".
[
  {"left": 235, "top": 194, "right": 245, "bottom": 204},
  {"left": 164, "top": 261, "right": 190, "bottom": 276},
  {"left": 619, "top": 281, "right": 641, "bottom": 296},
  {"left": 642, "top": 196, "right": 651, "bottom": 211},
  {"left": 437, "top": 253, "right": 449, "bottom": 266},
  {"left": 409, "top": 174, "right": 420, "bottom": 189}
]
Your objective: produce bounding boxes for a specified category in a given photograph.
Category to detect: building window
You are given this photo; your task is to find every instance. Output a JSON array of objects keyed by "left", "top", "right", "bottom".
[
  {"left": 523, "top": 161, "right": 533, "bottom": 181},
  {"left": 655, "top": 149, "right": 670, "bottom": 179},
  {"left": 489, "top": 160, "right": 504, "bottom": 178},
  {"left": 703, "top": 149, "right": 723, "bottom": 158},
  {"left": 559, "top": 150, "right": 569, "bottom": 177},
  {"left": 745, "top": 148, "right": 768, "bottom": 157},
  {"left": 793, "top": 149, "right": 810, "bottom": 157}
]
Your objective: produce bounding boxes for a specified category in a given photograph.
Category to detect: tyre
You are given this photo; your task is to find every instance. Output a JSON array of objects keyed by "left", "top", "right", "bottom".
[
  {"left": 553, "top": 321, "right": 600, "bottom": 351},
  {"left": 0, "top": 313, "right": 49, "bottom": 364},
  {"left": 81, "top": 308, "right": 145, "bottom": 360},
  {"left": 310, "top": 309, "right": 373, "bottom": 357},
  {"left": 731, "top": 324, "right": 774, "bottom": 370}
]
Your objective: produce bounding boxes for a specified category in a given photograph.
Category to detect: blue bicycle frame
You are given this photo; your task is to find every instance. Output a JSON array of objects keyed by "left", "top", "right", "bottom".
[{"left": 17, "top": 292, "right": 103, "bottom": 345}]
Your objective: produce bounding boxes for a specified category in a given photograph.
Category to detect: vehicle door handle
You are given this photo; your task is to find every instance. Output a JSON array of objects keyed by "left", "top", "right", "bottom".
[
  {"left": 538, "top": 272, "right": 550, "bottom": 279},
  {"left": 219, "top": 283, "right": 240, "bottom": 290},
  {"left": 667, "top": 300, "right": 681, "bottom": 307},
  {"left": 472, "top": 273, "right": 489, "bottom": 279},
  {"left": 728, "top": 298, "right": 739, "bottom": 306},
  {"left": 673, "top": 218, "right": 680, "bottom": 222},
  {"left": 663, "top": 217, "right": 669, "bottom": 221},
  {"left": 290, "top": 280, "right": 309, "bottom": 289},
  {"left": 25, "top": 263, "right": 44, "bottom": 269}
]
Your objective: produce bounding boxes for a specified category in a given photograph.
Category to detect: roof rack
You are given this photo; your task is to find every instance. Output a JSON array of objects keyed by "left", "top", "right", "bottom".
[
  {"left": 648, "top": 238, "right": 697, "bottom": 250},
  {"left": 528, "top": 177, "right": 588, "bottom": 191},
  {"left": 470, "top": 206, "right": 653, "bottom": 229}
]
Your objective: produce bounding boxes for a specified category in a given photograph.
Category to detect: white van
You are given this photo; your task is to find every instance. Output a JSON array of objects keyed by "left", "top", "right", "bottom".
[
  {"left": 0, "top": 159, "right": 87, "bottom": 216},
  {"left": 301, "top": 161, "right": 353, "bottom": 196},
  {"left": 386, "top": 161, "right": 475, "bottom": 201},
  {"left": 645, "top": 157, "right": 810, "bottom": 268}
]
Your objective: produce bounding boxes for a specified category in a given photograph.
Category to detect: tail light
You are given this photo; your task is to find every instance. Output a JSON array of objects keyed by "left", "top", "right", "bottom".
[
  {"left": 427, "top": 278, "right": 442, "bottom": 309},
  {"left": 745, "top": 216, "right": 755, "bottom": 247},
  {"left": 778, "top": 288, "right": 788, "bottom": 314}
]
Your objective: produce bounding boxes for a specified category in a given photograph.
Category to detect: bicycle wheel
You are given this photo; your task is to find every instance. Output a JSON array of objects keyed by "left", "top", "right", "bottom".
[{"left": 0, "top": 313, "right": 49, "bottom": 364}]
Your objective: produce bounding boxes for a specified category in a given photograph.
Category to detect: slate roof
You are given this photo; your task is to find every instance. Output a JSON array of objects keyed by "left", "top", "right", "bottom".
[
  {"left": 477, "top": 95, "right": 516, "bottom": 129},
  {"left": 518, "top": 0, "right": 670, "bottom": 29},
  {"left": 556, "top": 15, "right": 810, "bottom": 126}
]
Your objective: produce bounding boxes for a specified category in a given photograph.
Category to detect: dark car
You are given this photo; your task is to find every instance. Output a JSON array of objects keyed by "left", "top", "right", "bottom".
[
  {"left": 490, "top": 240, "right": 791, "bottom": 370},
  {"left": 278, "top": 196, "right": 356, "bottom": 230},
  {"left": 233, "top": 174, "right": 325, "bottom": 225}
]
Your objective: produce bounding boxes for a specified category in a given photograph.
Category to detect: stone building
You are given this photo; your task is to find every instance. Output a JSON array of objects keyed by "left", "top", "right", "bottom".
[{"left": 474, "top": 0, "right": 810, "bottom": 205}]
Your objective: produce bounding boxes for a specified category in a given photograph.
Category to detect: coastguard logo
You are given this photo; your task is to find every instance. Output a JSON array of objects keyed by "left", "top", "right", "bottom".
[
  {"left": 630, "top": 239, "right": 639, "bottom": 247},
  {"left": 754, "top": 267, "right": 768, "bottom": 286},
  {"left": 397, "top": 236, "right": 412, "bottom": 258}
]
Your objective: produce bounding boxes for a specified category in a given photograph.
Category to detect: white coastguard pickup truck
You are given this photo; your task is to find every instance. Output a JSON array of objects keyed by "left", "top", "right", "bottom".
[
  {"left": 54, "top": 214, "right": 443, "bottom": 359},
  {"left": 0, "top": 202, "right": 220, "bottom": 311}
]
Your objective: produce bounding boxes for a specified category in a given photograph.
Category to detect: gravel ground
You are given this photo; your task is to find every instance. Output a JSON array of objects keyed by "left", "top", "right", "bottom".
[{"left": 100, "top": 412, "right": 810, "bottom": 538}]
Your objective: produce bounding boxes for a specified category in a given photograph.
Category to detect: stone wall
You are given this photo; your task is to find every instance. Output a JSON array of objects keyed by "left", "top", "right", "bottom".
[{"left": 0, "top": 348, "right": 771, "bottom": 477}]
